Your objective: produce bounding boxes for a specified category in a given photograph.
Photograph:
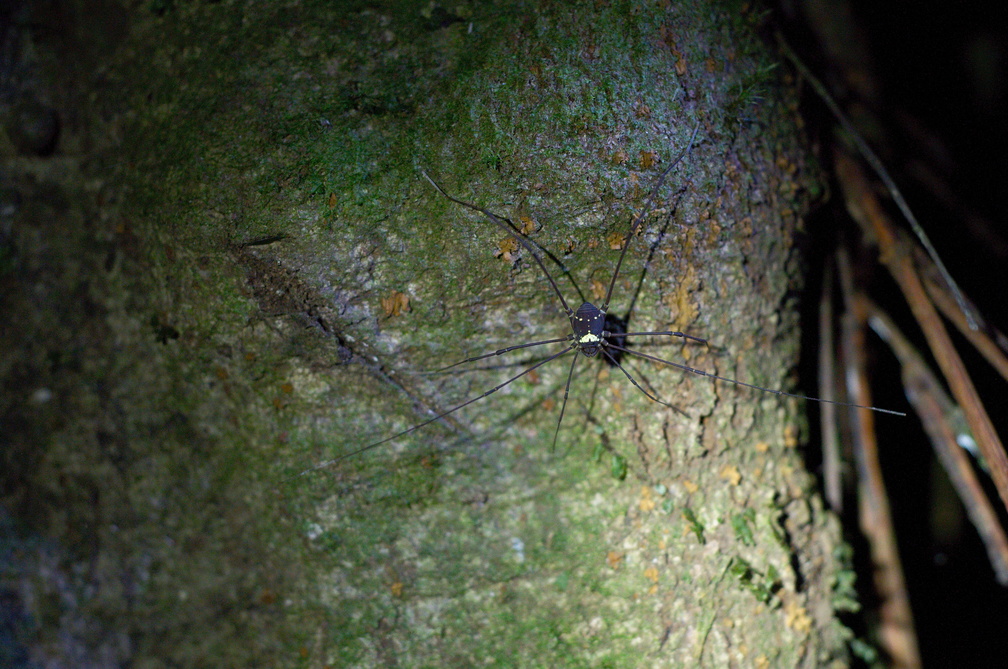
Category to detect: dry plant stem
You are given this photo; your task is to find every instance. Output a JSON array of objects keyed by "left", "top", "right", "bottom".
[
  {"left": 818, "top": 259, "right": 843, "bottom": 512},
  {"left": 917, "top": 255, "right": 1008, "bottom": 381},
  {"left": 837, "top": 248, "right": 922, "bottom": 669},
  {"left": 863, "top": 295, "right": 1008, "bottom": 585},
  {"left": 836, "top": 151, "right": 1008, "bottom": 517}
]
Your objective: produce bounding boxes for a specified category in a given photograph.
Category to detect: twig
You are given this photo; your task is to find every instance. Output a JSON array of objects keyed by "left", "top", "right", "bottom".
[
  {"left": 864, "top": 296, "right": 1008, "bottom": 585},
  {"left": 836, "top": 247, "right": 922, "bottom": 669},
  {"left": 836, "top": 152, "right": 1008, "bottom": 518},
  {"left": 914, "top": 249, "right": 1008, "bottom": 382}
]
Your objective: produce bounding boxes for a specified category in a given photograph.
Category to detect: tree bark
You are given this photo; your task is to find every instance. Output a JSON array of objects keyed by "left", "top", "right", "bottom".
[{"left": 2, "top": 1, "right": 857, "bottom": 667}]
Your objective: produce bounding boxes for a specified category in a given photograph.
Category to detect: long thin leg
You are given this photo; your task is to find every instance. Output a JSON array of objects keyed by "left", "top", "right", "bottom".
[
  {"left": 602, "top": 349, "right": 688, "bottom": 417},
  {"left": 522, "top": 230, "right": 589, "bottom": 305},
  {"left": 432, "top": 176, "right": 588, "bottom": 304},
  {"left": 551, "top": 352, "right": 580, "bottom": 451},
  {"left": 298, "top": 344, "right": 578, "bottom": 476},
  {"left": 621, "top": 330, "right": 709, "bottom": 346},
  {"left": 421, "top": 170, "right": 575, "bottom": 317},
  {"left": 602, "top": 121, "right": 702, "bottom": 312},
  {"left": 607, "top": 343, "right": 907, "bottom": 416},
  {"left": 420, "top": 354, "right": 565, "bottom": 375},
  {"left": 622, "top": 356, "right": 667, "bottom": 404},
  {"left": 437, "top": 336, "right": 572, "bottom": 371}
]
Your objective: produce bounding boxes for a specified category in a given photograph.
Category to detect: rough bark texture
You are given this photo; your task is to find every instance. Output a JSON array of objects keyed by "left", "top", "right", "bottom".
[{"left": 1, "top": 1, "right": 858, "bottom": 667}]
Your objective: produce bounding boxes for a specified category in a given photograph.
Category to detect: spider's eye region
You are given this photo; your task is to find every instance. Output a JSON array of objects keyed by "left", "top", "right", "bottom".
[{"left": 573, "top": 302, "right": 604, "bottom": 329}]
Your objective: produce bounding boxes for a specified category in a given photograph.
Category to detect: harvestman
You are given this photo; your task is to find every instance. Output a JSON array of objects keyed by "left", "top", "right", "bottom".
[{"left": 307, "top": 125, "right": 903, "bottom": 474}]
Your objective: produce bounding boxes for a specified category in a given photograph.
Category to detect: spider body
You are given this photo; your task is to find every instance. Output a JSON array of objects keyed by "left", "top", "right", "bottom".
[{"left": 571, "top": 302, "right": 606, "bottom": 357}]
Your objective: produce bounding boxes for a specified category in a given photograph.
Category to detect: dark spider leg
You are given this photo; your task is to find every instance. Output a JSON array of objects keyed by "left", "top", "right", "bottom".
[
  {"left": 499, "top": 351, "right": 594, "bottom": 452},
  {"left": 601, "top": 348, "right": 689, "bottom": 417},
  {"left": 621, "top": 330, "right": 709, "bottom": 346},
  {"left": 518, "top": 229, "right": 589, "bottom": 305},
  {"left": 421, "top": 170, "right": 575, "bottom": 317},
  {"left": 621, "top": 356, "right": 666, "bottom": 405},
  {"left": 421, "top": 169, "right": 594, "bottom": 308},
  {"left": 619, "top": 182, "right": 692, "bottom": 319},
  {"left": 602, "top": 121, "right": 702, "bottom": 312},
  {"left": 437, "top": 336, "right": 572, "bottom": 371},
  {"left": 298, "top": 344, "right": 577, "bottom": 475},
  {"left": 443, "top": 176, "right": 590, "bottom": 305},
  {"left": 551, "top": 352, "right": 580, "bottom": 451},
  {"left": 420, "top": 354, "right": 563, "bottom": 375},
  {"left": 607, "top": 343, "right": 907, "bottom": 416}
]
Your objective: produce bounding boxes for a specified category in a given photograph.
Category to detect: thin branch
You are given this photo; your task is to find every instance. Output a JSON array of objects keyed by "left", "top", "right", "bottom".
[
  {"left": 836, "top": 152, "right": 1008, "bottom": 518},
  {"left": 837, "top": 247, "right": 922, "bottom": 669},
  {"left": 864, "top": 295, "right": 1008, "bottom": 585}
]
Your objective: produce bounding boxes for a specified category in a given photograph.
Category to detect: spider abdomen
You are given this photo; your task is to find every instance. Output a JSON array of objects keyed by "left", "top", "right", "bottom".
[{"left": 572, "top": 302, "right": 605, "bottom": 357}]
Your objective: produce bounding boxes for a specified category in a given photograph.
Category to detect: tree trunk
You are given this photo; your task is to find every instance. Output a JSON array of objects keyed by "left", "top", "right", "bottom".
[{"left": 3, "top": 1, "right": 857, "bottom": 666}]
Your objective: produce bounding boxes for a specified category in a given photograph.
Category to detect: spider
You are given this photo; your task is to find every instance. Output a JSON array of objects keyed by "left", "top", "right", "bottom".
[{"left": 306, "top": 124, "right": 903, "bottom": 473}]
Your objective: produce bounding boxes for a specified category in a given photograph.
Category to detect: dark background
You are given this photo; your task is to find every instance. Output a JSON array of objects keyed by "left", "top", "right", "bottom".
[{"left": 782, "top": 1, "right": 1008, "bottom": 666}]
